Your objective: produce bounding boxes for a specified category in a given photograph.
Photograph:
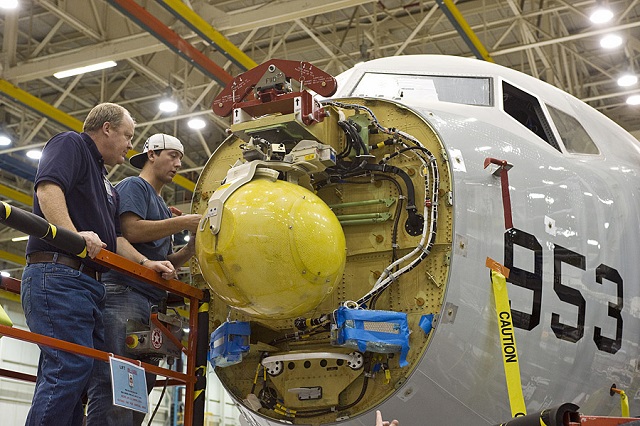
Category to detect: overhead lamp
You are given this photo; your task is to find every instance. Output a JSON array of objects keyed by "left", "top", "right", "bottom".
[
  {"left": 618, "top": 74, "right": 638, "bottom": 87},
  {"left": 187, "top": 118, "right": 206, "bottom": 130},
  {"left": 590, "top": 7, "right": 613, "bottom": 24},
  {"left": 0, "top": 271, "right": 9, "bottom": 277},
  {"left": 626, "top": 95, "right": 640, "bottom": 105},
  {"left": 0, "top": 0, "right": 18, "bottom": 10},
  {"left": 600, "top": 34, "right": 623, "bottom": 49},
  {"left": 11, "top": 235, "right": 29, "bottom": 242},
  {"left": 26, "top": 149, "right": 42, "bottom": 160},
  {"left": 0, "top": 134, "right": 11, "bottom": 146},
  {"left": 53, "top": 61, "right": 117, "bottom": 79},
  {"left": 159, "top": 99, "right": 178, "bottom": 113}
]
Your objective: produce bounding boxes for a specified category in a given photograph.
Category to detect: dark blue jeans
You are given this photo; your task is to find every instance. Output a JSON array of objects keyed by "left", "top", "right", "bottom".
[
  {"left": 86, "top": 283, "right": 159, "bottom": 426},
  {"left": 21, "top": 262, "right": 106, "bottom": 426}
]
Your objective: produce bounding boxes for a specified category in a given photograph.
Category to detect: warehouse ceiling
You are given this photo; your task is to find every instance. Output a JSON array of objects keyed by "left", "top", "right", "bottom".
[{"left": 1, "top": 0, "right": 640, "bottom": 272}]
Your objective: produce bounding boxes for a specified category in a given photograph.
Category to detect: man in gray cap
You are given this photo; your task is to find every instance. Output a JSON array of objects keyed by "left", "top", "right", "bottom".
[{"left": 87, "top": 133, "right": 201, "bottom": 425}]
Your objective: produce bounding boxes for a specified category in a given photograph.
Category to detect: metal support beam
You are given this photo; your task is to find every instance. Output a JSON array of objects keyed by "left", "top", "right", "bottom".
[
  {"left": 0, "top": 79, "right": 84, "bottom": 131},
  {"left": 107, "top": 0, "right": 233, "bottom": 86},
  {"left": 0, "top": 79, "right": 197, "bottom": 193},
  {"left": 0, "top": 183, "right": 32, "bottom": 206},
  {"left": 0, "top": 249, "right": 26, "bottom": 266},
  {"left": 155, "top": 0, "right": 257, "bottom": 71},
  {"left": 435, "top": 0, "right": 494, "bottom": 62}
]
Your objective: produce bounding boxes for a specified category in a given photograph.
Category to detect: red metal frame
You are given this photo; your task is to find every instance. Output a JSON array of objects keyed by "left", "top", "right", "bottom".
[{"left": 0, "top": 248, "right": 205, "bottom": 426}]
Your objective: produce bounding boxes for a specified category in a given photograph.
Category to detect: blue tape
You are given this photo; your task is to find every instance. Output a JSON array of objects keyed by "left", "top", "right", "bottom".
[
  {"left": 209, "top": 321, "right": 251, "bottom": 368},
  {"left": 419, "top": 314, "right": 434, "bottom": 335},
  {"left": 335, "top": 306, "right": 410, "bottom": 367}
]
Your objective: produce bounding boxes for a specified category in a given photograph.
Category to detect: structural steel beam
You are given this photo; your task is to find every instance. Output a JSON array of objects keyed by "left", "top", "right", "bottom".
[
  {"left": 107, "top": 0, "right": 233, "bottom": 86},
  {"left": 0, "top": 249, "right": 25, "bottom": 266},
  {"left": 0, "top": 183, "right": 32, "bottom": 207},
  {"left": 156, "top": 0, "right": 257, "bottom": 71},
  {"left": 0, "top": 79, "right": 84, "bottom": 130},
  {"left": 0, "top": 80, "right": 196, "bottom": 193},
  {"left": 435, "top": 0, "right": 495, "bottom": 62}
]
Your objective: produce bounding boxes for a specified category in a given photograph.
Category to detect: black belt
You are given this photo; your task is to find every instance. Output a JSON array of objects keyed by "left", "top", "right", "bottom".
[{"left": 26, "top": 251, "right": 102, "bottom": 282}]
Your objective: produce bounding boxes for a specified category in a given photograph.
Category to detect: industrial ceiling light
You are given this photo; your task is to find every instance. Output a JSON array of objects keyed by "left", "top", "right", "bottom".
[
  {"left": 626, "top": 94, "right": 640, "bottom": 105},
  {"left": 600, "top": 34, "right": 623, "bottom": 49},
  {"left": 187, "top": 118, "right": 206, "bottom": 130},
  {"left": 617, "top": 73, "right": 638, "bottom": 87},
  {"left": 590, "top": 7, "right": 613, "bottom": 24},
  {"left": 0, "top": 134, "right": 11, "bottom": 146},
  {"left": 0, "top": 0, "right": 18, "bottom": 10},
  {"left": 26, "top": 149, "right": 41, "bottom": 160},
  {"left": 159, "top": 99, "right": 178, "bottom": 112},
  {"left": 53, "top": 61, "right": 117, "bottom": 79},
  {"left": 11, "top": 235, "right": 29, "bottom": 242},
  {"left": 0, "top": 271, "right": 9, "bottom": 277}
]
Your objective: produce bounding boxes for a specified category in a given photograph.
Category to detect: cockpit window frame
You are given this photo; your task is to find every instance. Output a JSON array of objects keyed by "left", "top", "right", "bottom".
[
  {"left": 348, "top": 72, "right": 494, "bottom": 107},
  {"left": 501, "top": 80, "right": 562, "bottom": 152},
  {"left": 545, "top": 103, "right": 601, "bottom": 156}
]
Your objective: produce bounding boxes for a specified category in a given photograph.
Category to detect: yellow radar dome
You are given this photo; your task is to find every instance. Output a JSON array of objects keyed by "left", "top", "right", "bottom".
[{"left": 196, "top": 176, "right": 346, "bottom": 319}]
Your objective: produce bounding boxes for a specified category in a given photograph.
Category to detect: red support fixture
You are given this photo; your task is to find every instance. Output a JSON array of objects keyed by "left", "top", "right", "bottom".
[{"left": 0, "top": 249, "right": 206, "bottom": 426}]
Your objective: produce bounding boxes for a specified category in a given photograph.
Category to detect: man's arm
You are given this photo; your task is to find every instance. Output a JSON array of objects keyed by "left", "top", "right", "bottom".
[
  {"left": 37, "top": 181, "right": 105, "bottom": 258},
  {"left": 120, "top": 212, "right": 201, "bottom": 243},
  {"left": 116, "top": 236, "right": 175, "bottom": 279},
  {"left": 166, "top": 236, "right": 196, "bottom": 269}
]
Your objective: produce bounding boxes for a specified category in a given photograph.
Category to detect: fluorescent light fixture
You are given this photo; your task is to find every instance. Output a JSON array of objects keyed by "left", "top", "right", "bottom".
[
  {"left": 0, "top": 0, "right": 18, "bottom": 10},
  {"left": 26, "top": 149, "right": 42, "bottom": 160},
  {"left": 183, "top": 234, "right": 190, "bottom": 242},
  {"left": 11, "top": 235, "right": 29, "bottom": 242},
  {"left": 187, "top": 118, "right": 206, "bottom": 130},
  {"left": 618, "top": 74, "right": 638, "bottom": 87},
  {"left": 159, "top": 99, "right": 178, "bottom": 113},
  {"left": 600, "top": 34, "right": 622, "bottom": 49},
  {"left": 590, "top": 7, "right": 613, "bottom": 24},
  {"left": 0, "top": 135, "right": 11, "bottom": 146},
  {"left": 626, "top": 95, "right": 640, "bottom": 105},
  {"left": 53, "top": 61, "right": 117, "bottom": 79},
  {"left": 0, "top": 271, "right": 9, "bottom": 277}
]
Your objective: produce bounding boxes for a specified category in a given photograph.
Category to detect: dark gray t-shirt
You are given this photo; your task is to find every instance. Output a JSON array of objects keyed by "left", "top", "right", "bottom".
[{"left": 102, "top": 176, "right": 172, "bottom": 302}]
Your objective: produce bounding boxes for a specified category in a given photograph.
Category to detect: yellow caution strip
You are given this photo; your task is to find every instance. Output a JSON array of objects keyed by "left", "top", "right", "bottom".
[{"left": 486, "top": 257, "right": 526, "bottom": 418}]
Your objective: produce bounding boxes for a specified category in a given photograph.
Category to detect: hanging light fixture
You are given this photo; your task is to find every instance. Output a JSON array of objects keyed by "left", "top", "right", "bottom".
[
  {"left": 600, "top": 34, "right": 623, "bottom": 49},
  {"left": 618, "top": 74, "right": 638, "bottom": 87},
  {"left": 187, "top": 118, "right": 206, "bottom": 130},
  {"left": 0, "top": 0, "right": 18, "bottom": 10},
  {"left": 590, "top": 1, "right": 614, "bottom": 24},
  {"left": 626, "top": 95, "right": 640, "bottom": 105}
]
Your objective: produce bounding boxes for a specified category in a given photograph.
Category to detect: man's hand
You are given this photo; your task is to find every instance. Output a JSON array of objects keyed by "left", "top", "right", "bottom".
[
  {"left": 79, "top": 231, "right": 107, "bottom": 258},
  {"left": 169, "top": 206, "right": 201, "bottom": 234},
  {"left": 180, "top": 214, "right": 202, "bottom": 233},
  {"left": 145, "top": 259, "right": 176, "bottom": 280},
  {"left": 375, "top": 410, "right": 399, "bottom": 426}
]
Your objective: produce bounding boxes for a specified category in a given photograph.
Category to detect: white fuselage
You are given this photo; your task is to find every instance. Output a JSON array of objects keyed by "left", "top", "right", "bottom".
[{"left": 331, "top": 55, "right": 640, "bottom": 425}]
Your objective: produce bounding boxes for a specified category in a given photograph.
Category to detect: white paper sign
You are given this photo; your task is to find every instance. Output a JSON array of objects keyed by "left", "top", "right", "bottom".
[{"left": 109, "top": 356, "right": 149, "bottom": 414}]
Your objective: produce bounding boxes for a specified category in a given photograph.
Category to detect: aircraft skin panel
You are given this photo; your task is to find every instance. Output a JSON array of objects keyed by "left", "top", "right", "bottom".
[
  {"left": 402, "top": 101, "right": 640, "bottom": 422},
  {"left": 194, "top": 55, "right": 640, "bottom": 425}
]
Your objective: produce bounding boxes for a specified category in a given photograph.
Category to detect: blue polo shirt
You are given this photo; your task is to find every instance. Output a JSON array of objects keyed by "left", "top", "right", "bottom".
[
  {"left": 101, "top": 176, "right": 172, "bottom": 302},
  {"left": 26, "top": 131, "right": 120, "bottom": 272}
]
